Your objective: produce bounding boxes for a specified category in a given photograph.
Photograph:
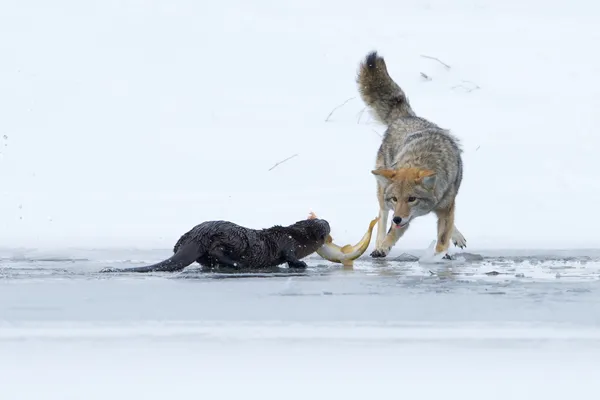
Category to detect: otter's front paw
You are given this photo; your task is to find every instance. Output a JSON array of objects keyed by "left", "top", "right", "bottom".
[
  {"left": 288, "top": 260, "right": 308, "bottom": 270},
  {"left": 370, "top": 248, "right": 389, "bottom": 258}
]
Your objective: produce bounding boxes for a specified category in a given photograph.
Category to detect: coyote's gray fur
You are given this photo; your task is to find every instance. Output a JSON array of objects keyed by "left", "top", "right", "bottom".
[{"left": 356, "top": 51, "right": 467, "bottom": 258}]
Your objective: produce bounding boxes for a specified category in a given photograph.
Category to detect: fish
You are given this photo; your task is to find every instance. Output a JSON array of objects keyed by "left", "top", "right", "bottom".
[{"left": 307, "top": 211, "right": 379, "bottom": 268}]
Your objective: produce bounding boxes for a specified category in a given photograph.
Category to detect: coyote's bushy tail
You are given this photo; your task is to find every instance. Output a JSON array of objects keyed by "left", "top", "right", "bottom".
[{"left": 356, "top": 51, "right": 415, "bottom": 126}]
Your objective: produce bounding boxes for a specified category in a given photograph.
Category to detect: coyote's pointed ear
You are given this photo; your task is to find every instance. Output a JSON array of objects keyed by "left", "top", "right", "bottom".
[
  {"left": 416, "top": 170, "right": 436, "bottom": 190},
  {"left": 371, "top": 169, "right": 396, "bottom": 186}
]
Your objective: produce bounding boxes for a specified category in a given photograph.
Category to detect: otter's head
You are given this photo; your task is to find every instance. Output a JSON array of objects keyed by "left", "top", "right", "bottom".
[{"left": 288, "top": 218, "right": 331, "bottom": 255}]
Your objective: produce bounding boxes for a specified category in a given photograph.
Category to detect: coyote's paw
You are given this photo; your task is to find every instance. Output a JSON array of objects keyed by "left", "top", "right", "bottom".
[
  {"left": 452, "top": 229, "right": 467, "bottom": 249},
  {"left": 370, "top": 248, "right": 389, "bottom": 258}
]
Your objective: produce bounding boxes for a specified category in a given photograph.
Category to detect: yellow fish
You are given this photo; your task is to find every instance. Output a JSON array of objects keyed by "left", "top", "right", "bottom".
[{"left": 308, "top": 211, "right": 379, "bottom": 268}]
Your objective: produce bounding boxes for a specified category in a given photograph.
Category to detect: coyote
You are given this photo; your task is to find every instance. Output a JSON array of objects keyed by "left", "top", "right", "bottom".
[{"left": 356, "top": 51, "right": 467, "bottom": 258}]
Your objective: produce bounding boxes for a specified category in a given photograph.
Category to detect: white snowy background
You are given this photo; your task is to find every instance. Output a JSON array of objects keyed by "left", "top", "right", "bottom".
[
  {"left": 2, "top": 0, "right": 599, "bottom": 252},
  {"left": 1, "top": 0, "right": 600, "bottom": 399}
]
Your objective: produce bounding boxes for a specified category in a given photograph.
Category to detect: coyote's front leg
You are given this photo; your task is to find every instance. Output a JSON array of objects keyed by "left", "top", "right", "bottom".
[
  {"left": 371, "top": 184, "right": 389, "bottom": 257},
  {"left": 371, "top": 183, "right": 409, "bottom": 258},
  {"left": 371, "top": 221, "right": 410, "bottom": 258},
  {"left": 434, "top": 202, "right": 456, "bottom": 256}
]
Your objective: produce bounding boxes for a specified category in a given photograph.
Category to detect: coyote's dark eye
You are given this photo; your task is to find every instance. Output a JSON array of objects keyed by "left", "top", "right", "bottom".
[
  {"left": 389, "top": 196, "right": 397, "bottom": 202},
  {"left": 407, "top": 197, "right": 417, "bottom": 203}
]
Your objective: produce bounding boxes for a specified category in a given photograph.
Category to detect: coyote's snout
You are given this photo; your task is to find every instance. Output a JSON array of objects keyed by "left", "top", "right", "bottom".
[{"left": 357, "top": 51, "right": 467, "bottom": 258}]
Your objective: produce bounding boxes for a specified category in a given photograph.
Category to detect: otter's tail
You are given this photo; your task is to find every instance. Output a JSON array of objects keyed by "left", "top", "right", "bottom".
[
  {"left": 100, "top": 243, "right": 199, "bottom": 273},
  {"left": 356, "top": 51, "right": 415, "bottom": 126}
]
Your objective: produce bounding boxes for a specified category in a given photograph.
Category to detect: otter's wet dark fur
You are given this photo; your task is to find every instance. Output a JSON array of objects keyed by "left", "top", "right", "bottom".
[{"left": 100, "top": 218, "right": 331, "bottom": 273}]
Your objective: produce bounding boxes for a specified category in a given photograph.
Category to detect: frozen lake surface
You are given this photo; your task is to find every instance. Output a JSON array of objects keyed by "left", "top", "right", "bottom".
[
  {"left": 2, "top": 247, "right": 600, "bottom": 323},
  {"left": 1, "top": 248, "right": 600, "bottom": 399},
  {"left": 1, "top": 247, "right": 600, "bottom": 324}
]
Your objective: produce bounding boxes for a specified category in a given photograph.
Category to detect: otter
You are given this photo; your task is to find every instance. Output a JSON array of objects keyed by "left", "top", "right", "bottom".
[{"left": 99, "top": 217, "right": 331, "bottom": 273}]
